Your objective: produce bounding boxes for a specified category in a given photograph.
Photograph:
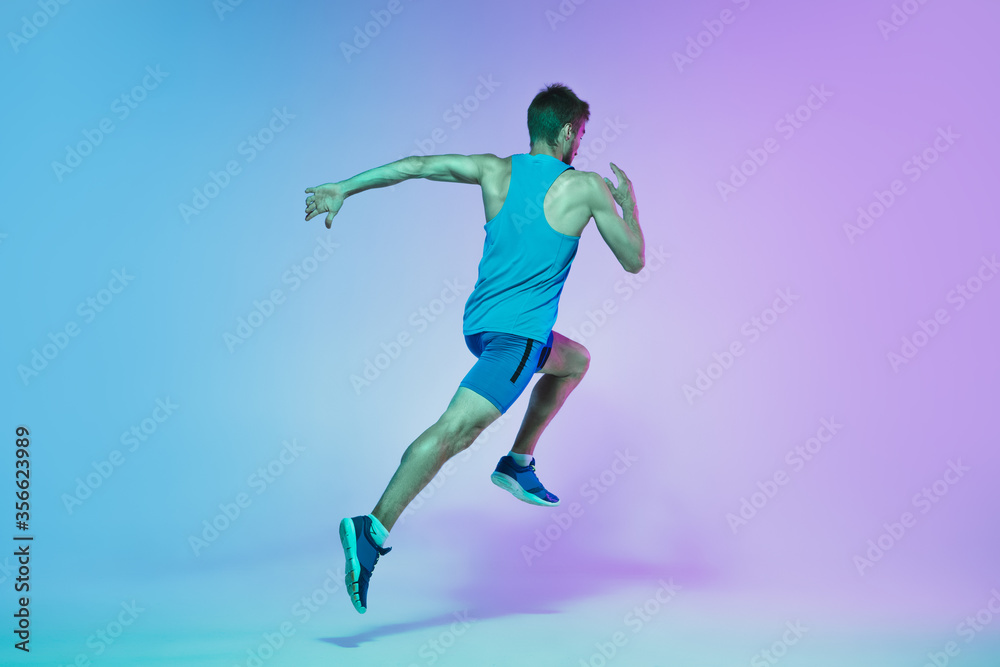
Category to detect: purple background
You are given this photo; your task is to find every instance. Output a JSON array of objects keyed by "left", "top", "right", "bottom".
[{"left": 3, "top": 0, "right": 998, "bottom": 664}]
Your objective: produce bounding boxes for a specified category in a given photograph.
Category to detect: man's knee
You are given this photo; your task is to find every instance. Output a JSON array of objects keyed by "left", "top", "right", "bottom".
[
  {"left": 570, "top": 342, "right": 590, "bottom": 378},
  {"left": 436, "top": 411, "right": 493, "bottom": 454},
  {"left": 551, "top": 332, "right": 590, "bottom": 379}
]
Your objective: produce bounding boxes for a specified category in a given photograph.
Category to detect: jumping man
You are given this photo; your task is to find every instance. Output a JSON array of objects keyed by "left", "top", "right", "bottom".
[{"left": 304, "top": 84, "right": 644, "bottom": 614}]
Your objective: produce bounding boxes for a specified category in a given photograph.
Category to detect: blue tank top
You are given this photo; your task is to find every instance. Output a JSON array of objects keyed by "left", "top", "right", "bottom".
[{"left": 463, "top": 153, "right": 579, "bottom": 343}]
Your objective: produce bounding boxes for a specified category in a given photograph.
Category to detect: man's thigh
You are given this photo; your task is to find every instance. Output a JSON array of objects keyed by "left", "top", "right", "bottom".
[
  {"left": 537, "top": 331, "right": 589, "bottom": 377},
  {"left": 459, "top": 331, "right": 548, "bottom": 414}
]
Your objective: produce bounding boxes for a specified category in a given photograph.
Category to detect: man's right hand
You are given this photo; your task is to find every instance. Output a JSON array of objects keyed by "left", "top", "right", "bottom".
[
  {"left": 305, "top": 182, "right": 346, "bottom": 229},
  {"left": 602, "top": 162, "right": 636, "bottom": 211}
]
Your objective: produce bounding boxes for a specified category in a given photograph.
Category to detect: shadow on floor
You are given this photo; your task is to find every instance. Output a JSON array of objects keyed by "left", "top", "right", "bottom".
[{"left": 321, "top": 508, "right": 716, "bottom": 647}]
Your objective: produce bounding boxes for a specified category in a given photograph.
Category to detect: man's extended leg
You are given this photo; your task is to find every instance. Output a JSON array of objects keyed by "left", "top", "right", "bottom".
[
  {"left": 372, "top": 386, "right": 501, "bottom": 531},
  {"left": 341, "top": 386, "right": 500, "bottom": 613},
  {"left": 510, "top": 331, "right": 590, "bottom": 457}
]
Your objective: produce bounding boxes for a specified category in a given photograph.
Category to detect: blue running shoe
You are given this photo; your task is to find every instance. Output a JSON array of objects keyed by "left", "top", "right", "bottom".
[
  {"left": 339, "top": 515, "right": 391, "bottom": 614},
  {"left": 491, "top": 456, "right": 560, "bottom": 506}
]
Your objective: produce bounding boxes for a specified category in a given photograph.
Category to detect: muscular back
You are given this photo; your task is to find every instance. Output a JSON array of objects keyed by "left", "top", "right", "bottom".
[
  {"left": 480, "top": 155, "right": 594, "bottom": 238},
  {"left": 413, "top": 151, "right": 641, "bottom": 273}
]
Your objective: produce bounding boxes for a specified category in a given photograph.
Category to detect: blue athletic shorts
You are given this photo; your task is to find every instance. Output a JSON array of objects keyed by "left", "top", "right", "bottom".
[{"left": 459, "top": 330, "right": 554, "bottom": 414}]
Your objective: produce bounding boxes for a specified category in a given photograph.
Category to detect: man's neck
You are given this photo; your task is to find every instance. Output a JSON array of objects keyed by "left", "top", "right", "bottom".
[{"left": 529, "top": 145, "right": 566, "bottom": 162}]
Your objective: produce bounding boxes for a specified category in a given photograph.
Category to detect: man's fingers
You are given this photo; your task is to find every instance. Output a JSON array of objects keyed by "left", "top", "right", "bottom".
[
  {"left": 610, "top": 162, "right": 628, "bottom": 181},
  {"left": 325, "top": 214, "right": 333, "bottom": 229}
]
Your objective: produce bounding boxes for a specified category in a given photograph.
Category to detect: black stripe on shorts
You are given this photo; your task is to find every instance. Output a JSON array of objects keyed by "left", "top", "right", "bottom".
[{"left": 510, "top": 339, "right": 534, "bottom": 383}]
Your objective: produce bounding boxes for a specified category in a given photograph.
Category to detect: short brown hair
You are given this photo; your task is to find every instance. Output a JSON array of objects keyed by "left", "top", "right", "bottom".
[{"left": 527, "top": 83, "right": 590, "bottom": 148}]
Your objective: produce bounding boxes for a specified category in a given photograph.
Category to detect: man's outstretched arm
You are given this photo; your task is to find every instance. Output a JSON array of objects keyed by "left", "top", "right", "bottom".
[{"left": 305, "top": 154, "right": 494, "bottom": 228}]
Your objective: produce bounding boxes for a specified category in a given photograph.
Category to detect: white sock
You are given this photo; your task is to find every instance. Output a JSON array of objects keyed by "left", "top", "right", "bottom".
[
  {"left": 368, "top": 514, "right": 388, "bottom": 547},
  {"left": 508, "top": 451, "right": 533, "bottom": 467}
]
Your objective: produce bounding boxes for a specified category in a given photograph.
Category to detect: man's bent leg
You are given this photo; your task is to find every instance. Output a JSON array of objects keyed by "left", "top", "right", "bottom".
[
  {"left": 510, "top": 331, "right": 590, "bottom": 457},
  {"left": 371, "top": 386, "right": 500, "bottom": 532}
]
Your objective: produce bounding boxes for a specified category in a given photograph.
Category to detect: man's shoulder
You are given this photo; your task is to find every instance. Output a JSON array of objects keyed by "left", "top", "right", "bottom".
[
  {"left": 558, "top": 167, "right": 602, "bottom": 197},
  {"left": 473, "top": 153, "right": 511, "bottom": 166},
  {"left": 469, "top": 153, "right": 510, "bottom": 178},
  {"left": 566, "top": 166, "right": 601, "bottom": 182}
]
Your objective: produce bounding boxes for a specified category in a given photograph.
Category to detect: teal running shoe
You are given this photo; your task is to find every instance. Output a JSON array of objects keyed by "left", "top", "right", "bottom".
[{"left": 339, "top": 515, "right": 391, "bottom": 614}]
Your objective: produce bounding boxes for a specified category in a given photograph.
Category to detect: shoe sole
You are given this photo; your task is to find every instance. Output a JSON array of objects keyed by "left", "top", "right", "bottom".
[
  {"left": 339, "top": 518, "right": 366, "bottom": 614},
  {"left": 491, "top": 471, "right": 560, "bottom": 507}
]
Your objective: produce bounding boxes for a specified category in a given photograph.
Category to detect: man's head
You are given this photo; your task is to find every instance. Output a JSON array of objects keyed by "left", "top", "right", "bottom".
[{"left": 528, "top": 83, "right": 590, "bottom": 165}]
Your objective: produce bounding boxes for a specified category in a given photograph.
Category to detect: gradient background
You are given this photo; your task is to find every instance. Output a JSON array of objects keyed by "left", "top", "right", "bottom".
[{"left": 3, "top": 0, "right": 999, "bottom": 665}]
